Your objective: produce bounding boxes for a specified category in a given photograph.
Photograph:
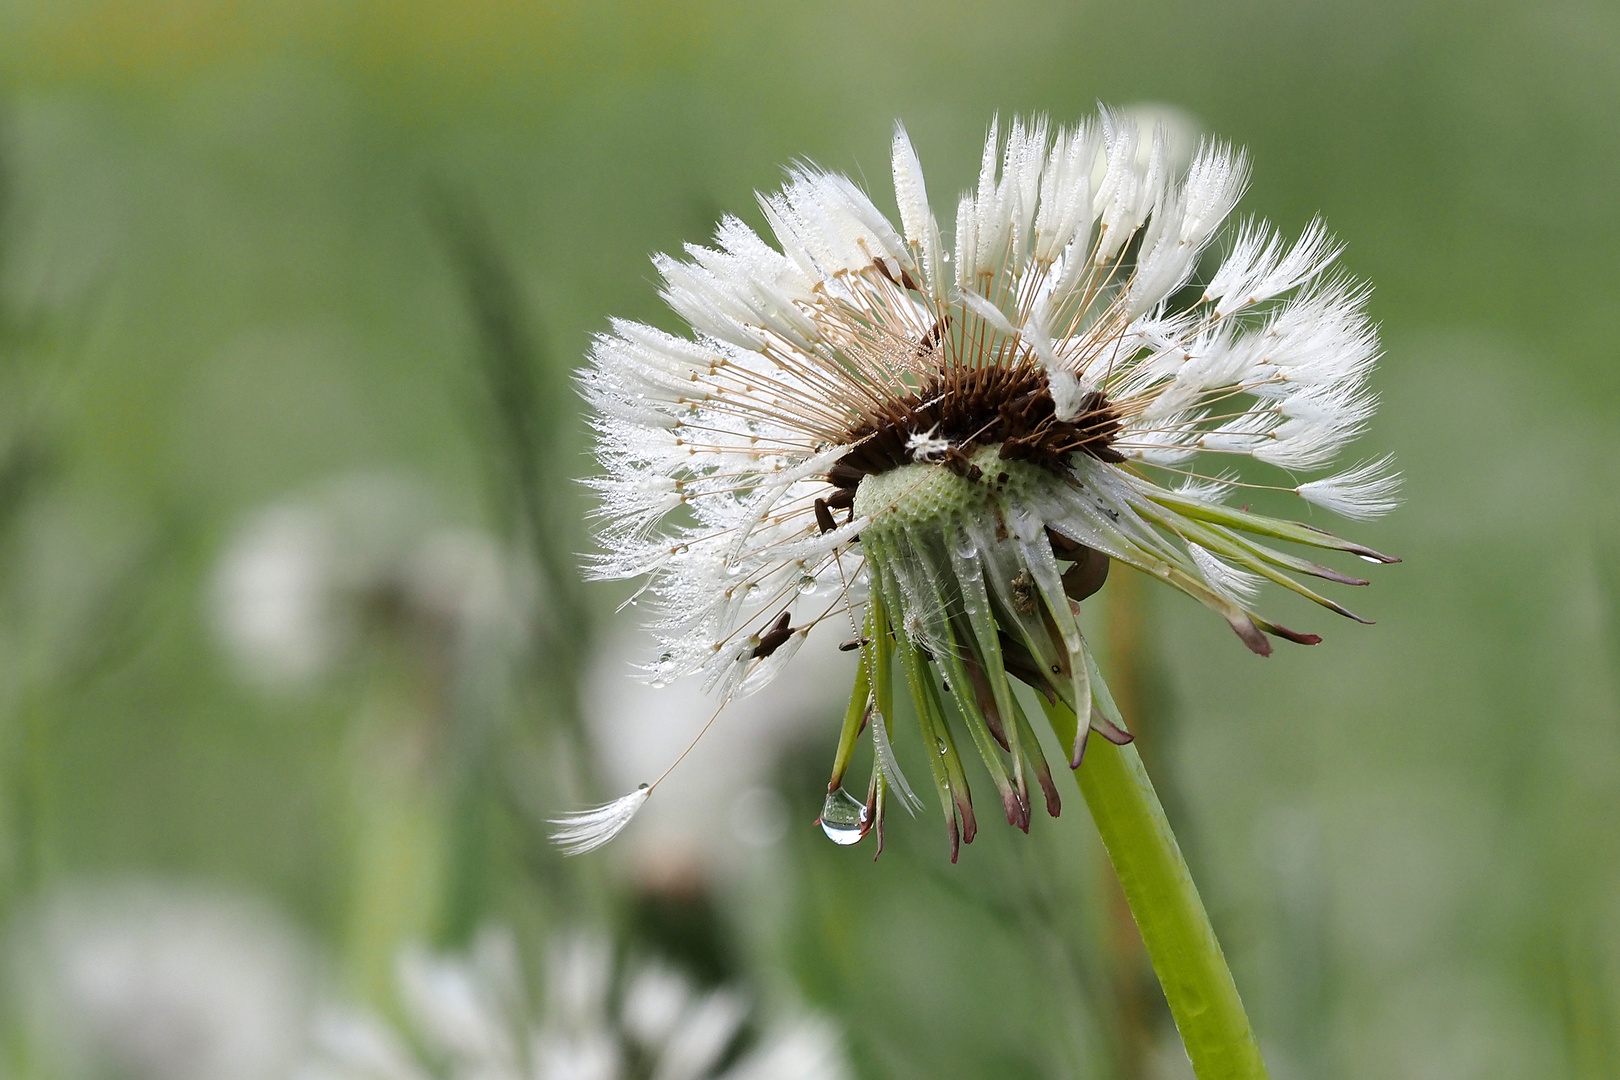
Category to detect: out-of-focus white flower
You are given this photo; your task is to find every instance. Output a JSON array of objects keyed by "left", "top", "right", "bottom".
[
  {"left": 12, "top": 881, "right": 314, "bottom": 1080},
  {"left": 213, "top": 504, "right": 341, "bottom": 685},
  {"left": 405, "top": 528, "right": 528, "bottom": 648},
  {"left": 301, "top": 928, "right": 850, "bottom": 1080},
  {"left": 211, "top": 473, "right": 532, "bottom": 689}
]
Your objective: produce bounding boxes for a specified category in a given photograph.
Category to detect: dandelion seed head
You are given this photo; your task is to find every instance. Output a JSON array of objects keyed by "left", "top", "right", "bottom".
[{"left": 578, "top": 110, "right": 1398, "bottom": 857}]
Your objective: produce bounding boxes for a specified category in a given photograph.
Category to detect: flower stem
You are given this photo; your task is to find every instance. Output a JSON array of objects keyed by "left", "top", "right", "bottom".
[{"left": 1041, "top": 698, "right": 1269, "bottom": 1079}]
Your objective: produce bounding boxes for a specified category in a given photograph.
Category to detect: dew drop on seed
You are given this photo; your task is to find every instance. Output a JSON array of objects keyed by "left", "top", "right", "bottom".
[
  {"left": 650, "top": 653, "right": 675, "bottom": 688},
  {"left": 797, "top": 574, "right": 818, "bottom": 595},
  {"left": 819, "top": 788, "right": 868, "bottom": 845}
]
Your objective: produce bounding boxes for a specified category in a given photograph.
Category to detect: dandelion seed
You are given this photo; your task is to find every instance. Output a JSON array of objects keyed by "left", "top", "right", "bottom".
[{"left": 577, "top": 110, "right": 1398, "bottom": 858}]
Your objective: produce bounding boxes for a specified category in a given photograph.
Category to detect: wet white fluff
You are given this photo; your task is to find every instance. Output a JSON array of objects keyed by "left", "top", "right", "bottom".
[
  {"left": 1189, "top": 543, "right": 1263, "bottom": 602},
  {"left": 548, "top": 786, "right": 651, "bottom": 855},
  {"left": 1296, "top": 454, "right": 1403, "bottom": 519}
]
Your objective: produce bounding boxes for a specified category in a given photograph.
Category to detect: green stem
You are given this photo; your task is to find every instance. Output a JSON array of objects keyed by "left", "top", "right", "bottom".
[{"left": 1042, "top": 698, "right": 1269, "bottom": 1079}]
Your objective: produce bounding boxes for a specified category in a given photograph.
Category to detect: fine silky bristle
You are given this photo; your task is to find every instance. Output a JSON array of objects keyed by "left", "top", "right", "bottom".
[{"left": 549, "top": 786, "right": 650, "bottom": 856}]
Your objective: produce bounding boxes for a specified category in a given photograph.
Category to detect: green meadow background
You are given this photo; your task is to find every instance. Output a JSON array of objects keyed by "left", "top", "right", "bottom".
[{"left": 0, "top": 1, "right": 1617, "bottom": 1077}]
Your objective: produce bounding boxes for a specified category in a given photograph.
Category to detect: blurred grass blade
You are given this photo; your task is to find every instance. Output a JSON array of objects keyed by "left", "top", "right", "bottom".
[{"left": 426, "top": 187, "right": 591, "bottom": 681}]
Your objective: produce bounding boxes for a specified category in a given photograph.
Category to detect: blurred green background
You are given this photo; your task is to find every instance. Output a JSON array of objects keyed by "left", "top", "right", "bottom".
[{"left": 0, "top": 1, "right": 1617, "bottom": 1078}]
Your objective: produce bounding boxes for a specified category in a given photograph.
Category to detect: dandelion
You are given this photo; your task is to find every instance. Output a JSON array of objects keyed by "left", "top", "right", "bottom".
[
  {"left": 569, "top": 110, "right": 1397, "bottom": 866},
  {"left": 300, "top": 927, "right": 851, "bottom": 1080},
  {"left": 567, "top": 108, "right": 1403, "bottom": 1077}
]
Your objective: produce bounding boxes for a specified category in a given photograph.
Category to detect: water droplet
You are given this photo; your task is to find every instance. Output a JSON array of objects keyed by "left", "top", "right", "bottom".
[
  {"left": 941, "top": 250, "right": 952, "bottom": 263},
  {"left": 797, "top": 574, "right": 818, "bottom": 595},
  {"left": 819, "top": 788, "right": 868, "bottom": 845},
  {"left": 1357, "top": 554, "right": 1381, "bottom": 564},
  {"left": 936, "top": 738, "right": 948, "bottom": 756},
  {"left": 954, "top": 536, "right": 978, "bottom": 560}
]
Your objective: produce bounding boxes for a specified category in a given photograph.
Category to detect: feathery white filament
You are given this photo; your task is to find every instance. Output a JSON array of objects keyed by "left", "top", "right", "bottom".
[
  {"left": 1296, "top": 455, "right": 1403, "bottom": 519},
  {"left": 1045, "top": 368, "right": 1090, "bottom": 423},
  {"left": 871, "top": 706, "right": 922, "bottom": 815},
  {"left": 1189, "top": 544, "right": 1263, "bottom": 601},
  {"left": 1172, "top": 473, "right": 1235, "bottom": 504},
  {"left": 549, "top": 786, "right": 650, "bottom": 855},
  {"left": 890, "top": 124, "right": 932, "bottom": 247}
]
